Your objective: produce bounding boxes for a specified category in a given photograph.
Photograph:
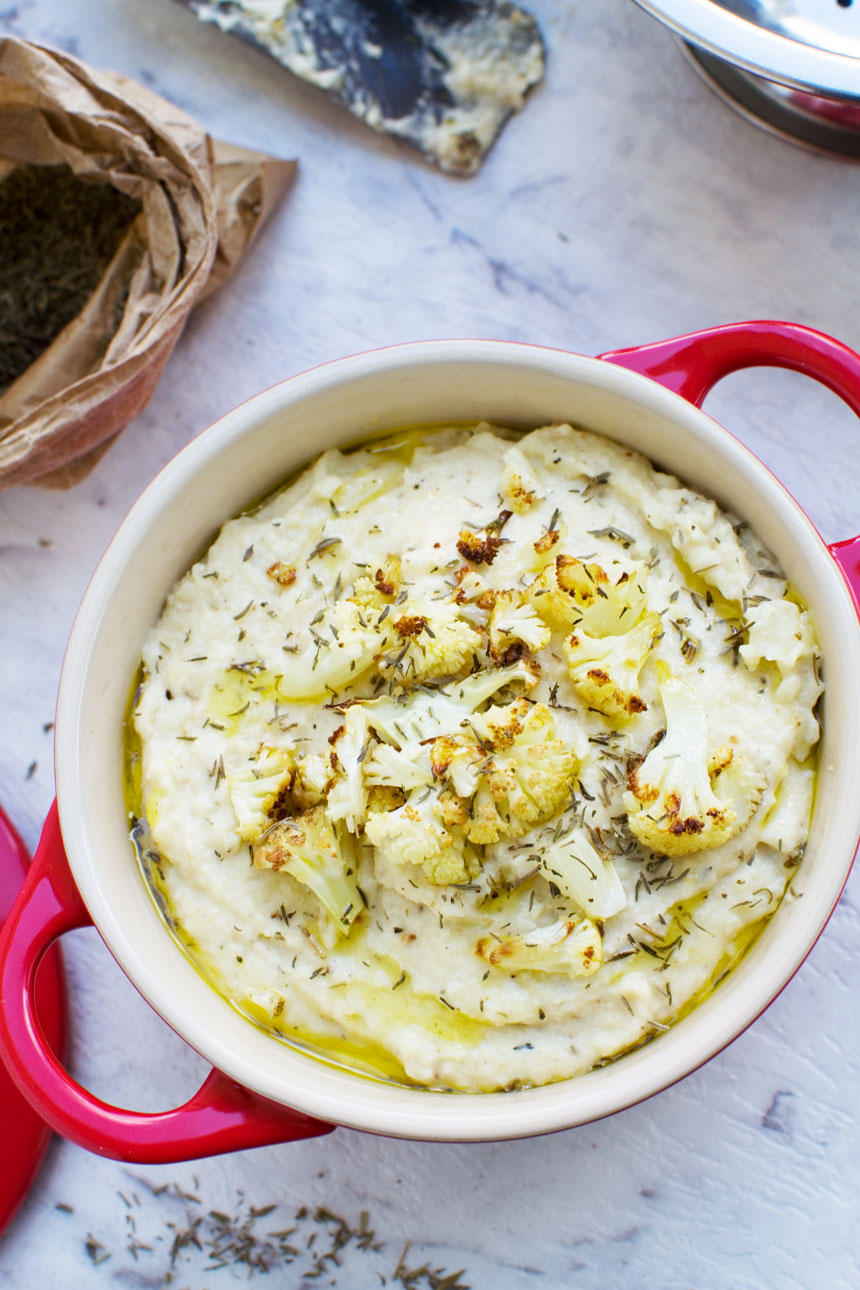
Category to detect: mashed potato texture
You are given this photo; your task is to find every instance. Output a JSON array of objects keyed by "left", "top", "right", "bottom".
[{"left": 131, "top": 424, "right": 821, "bottom": 1090}]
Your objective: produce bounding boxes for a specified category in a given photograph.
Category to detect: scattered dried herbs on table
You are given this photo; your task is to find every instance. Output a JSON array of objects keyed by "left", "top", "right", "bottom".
[
  {"left": 0, "top": 164, "right": 140, "bottom": 393},
  {"left": 56, "top": 1181, "right": 471, "bottom": 1287}
]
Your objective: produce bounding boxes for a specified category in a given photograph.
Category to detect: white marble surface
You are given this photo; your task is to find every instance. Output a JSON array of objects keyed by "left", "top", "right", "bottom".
[{"left": 1, "top": 0, "right": 860, "bottom": 1285}]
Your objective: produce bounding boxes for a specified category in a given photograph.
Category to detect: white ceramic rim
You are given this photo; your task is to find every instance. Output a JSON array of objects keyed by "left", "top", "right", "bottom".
[
  {"left": 632, "top": 0, "right": 860, "bottom": 98},
  {"left": 55, "top": 339, "right": 860, "bottom": 1142}
]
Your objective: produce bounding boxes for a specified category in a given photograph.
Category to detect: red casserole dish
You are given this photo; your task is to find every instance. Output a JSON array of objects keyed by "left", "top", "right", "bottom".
[{"left": 1, "top": 320, "right": 858, "bottom": 1161}]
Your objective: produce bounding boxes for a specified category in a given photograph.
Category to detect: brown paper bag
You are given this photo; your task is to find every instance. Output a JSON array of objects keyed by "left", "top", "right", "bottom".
[{"left": 0, "top": 38, "right": 296, "bottom": 489}]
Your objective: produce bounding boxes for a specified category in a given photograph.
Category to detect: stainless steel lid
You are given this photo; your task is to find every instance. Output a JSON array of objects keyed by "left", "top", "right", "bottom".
[{"left": 633, "top": 0, "right": 860, "bottom": 98}]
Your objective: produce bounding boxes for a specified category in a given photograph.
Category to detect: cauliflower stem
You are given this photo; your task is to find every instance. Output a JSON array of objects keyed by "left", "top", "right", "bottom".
[
  {"left": 476, "top": 917, "right": 602, "bottom": 976},
  {"left": 538, "top": 824, "right": 626, "bottom": 918}
]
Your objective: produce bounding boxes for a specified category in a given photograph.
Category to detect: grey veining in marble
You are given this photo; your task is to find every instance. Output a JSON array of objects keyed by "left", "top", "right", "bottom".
[{"left": 1, "top": 2, "right": 859, "bottom": 1287}]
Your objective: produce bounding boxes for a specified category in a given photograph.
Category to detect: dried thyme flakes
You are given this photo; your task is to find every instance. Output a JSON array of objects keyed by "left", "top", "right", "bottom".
[
  {"left": 0, "top": 164, "right": 141, "bottom": 393},
  {"left": 69, "top": 1182, "right": 471, "bottom": 1287}
]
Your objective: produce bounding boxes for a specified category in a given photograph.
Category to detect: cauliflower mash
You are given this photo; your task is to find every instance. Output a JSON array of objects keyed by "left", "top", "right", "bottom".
[{"left": 129, "top": 423, "right": 822, "bottom": 1091}]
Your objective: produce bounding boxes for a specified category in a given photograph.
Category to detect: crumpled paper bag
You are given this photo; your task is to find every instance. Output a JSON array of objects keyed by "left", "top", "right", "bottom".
[{"left": 0, "top": 37, "right": 296, "bottom": 489}]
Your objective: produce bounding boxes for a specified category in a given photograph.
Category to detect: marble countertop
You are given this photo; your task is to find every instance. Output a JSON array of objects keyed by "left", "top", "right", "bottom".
[{"left": 1, "top": 1, "right": 859, "bottom": 1286}]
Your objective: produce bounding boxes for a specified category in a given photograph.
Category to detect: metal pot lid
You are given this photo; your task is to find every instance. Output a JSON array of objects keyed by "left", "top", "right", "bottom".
[
  {"left": 0, "top": 805, "right": 66, "bottom": 1236},
  {"left": 632, "top": 0, "right": 860, "bottom": 99}
]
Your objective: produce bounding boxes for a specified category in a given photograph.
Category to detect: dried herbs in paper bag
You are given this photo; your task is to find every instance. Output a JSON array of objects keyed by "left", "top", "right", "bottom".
[{"left": 0, "top": 38, "right": 296, "bottom": 489}]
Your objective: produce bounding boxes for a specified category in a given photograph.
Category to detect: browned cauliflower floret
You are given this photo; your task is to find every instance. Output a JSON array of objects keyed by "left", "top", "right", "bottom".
[
  {"left": 430, "top": 736, "right": 484, "bottom": 799},
  {"left": 463, "top": 700, "right": 579, "bottom": 845},
  {"left": 528, "top": 554, "right": 648, "bottom": 634},
  {"left": 451, "top": 566, "right": 495, "bottom": 628},
  {"left": 487, "top": 589, "right": 551, "bottom": 663},
  {"left": 531, "top": 528, "right": 562, "bottom": 569},
  {"left": 563, "top": 613, "right": 661, "bottom": 719},
  {"left": 293, "top": 753, "right": 334, "bottom": 810},
  {"left": 326, "top": 706, "right": 369, "bottom": 833},
  {"left": 456, "top": 516, "right": 511, "bottom": 566},
  {"left": 252, "top": 805, "right": 362, "bottom": 933},
  {"left": 476, "top": 917, "right": 602, "bottom": 976},
  {"left": 351, "top": 555, "right": 402, "bottom": 609},
  {"left": 226, "top": 748, "right": 295, "bottom": 842},
  {"left": 524, "top": 551, "right": 660, "bottom": 719},
  {"left": 623, "top": 667, "right": 765, "bottom": 856},
  {"left": 364, "top": 789, "right": 479, "bottom": 886},
  {"left": 500, "top": 445, "right": 542, "bottom": 514},
  {"left": 376, "top": 599, "right": 481, "bottom": 682}
]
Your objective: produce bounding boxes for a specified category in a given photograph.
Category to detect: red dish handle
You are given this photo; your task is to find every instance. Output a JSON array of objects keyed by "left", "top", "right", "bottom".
[
  {"left": 829, "top": 535, "right": 860, "bottom": 615},
  {"left": 0, "top": 802, "right": 334, "bottom": 1163},
  {"left": 599, "top": 318, "right": 860, "bottom": 414},
  {"left": 601, "top": 319, "right": 860, "bottom": 608},
  {"left": 0, "top": 805, "right": 67, "bottom": 1234}
]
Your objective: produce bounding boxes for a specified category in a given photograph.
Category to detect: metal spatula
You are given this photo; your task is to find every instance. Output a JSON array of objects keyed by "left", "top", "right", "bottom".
[{"left": 178, "top": 0, "right": 545, "bottom": 173}]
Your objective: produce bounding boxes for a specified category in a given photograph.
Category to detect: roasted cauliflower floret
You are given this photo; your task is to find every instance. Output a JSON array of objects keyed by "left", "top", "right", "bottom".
[
  {"left": 365, "top": 739, "right": 435, "bottom": 792},
  {"left": 278, "top": 598, "right": 382, "bottom": 699},
  {"left": 527, "top": 557, "right": 581, "bottom": 631},
  {"left": 429, "top": 735, "right": 483, "bottom": 798},
  {"left": 623, "top": 668, "right": 764, "bottom": 856},
  {"left": 538, "top": 824, "right": 626, "bottom": 918},
  {"left": 531, "top": 526, "right": 563, "bottom": 571},
  {"left": 488, "top": 589, "right": 551, "bottom": 662},
  {"left": 464, "top": 701, "right": 578, "bottom": 845},
  {"left": 293, "top": 752, "right": 333, "bottom": 809},
  {"left": 324, "top": 662, "right": 546, "bottom": 866},
  {"left": 361, "top": 687, "right": 575, "bottom": 866},
  {"left": 450, "top": 567, "right": 495, "bottom": 628},
  {"left": 501, "top": 444, "right": 542, "bottom": 513},
  {"left": 252, "top": 806, "right": 361, "bottom": 934},
  {"left": 350, "top": 554, "right": 402, "bottom": 609},
  {"left": 466, "top": 787, "right": 510, "bottom": 846},
  {"left": 528, "top": 554, "right": 648, "bottom": 635},
  {"left": 558, "top": 557, "right": 647, "bottom": 636},
  {"left": 358, "top": 659, "right": 539, "bottom": 751},
  {"left": 364, "top": 789, "right": 478, "bottom": 886},
  {"left": 453, "top": 566, "right": 492, "bottom": 602},
  {"left": 563, "top": 613, "right": 661, "bottom": 719},
  {"left": 470, "top": 696, "right": 532, "bottom": 749},
  {"left": 476, "top": 917, "right": 602, "bottom": 976},
  {"left": 386, "top": 601, "right": 480, "bottom": 682},
  {"left": 226, "top": 749, "right": 294, "bottom": 843},
  {"left": 423, "top": 844, "right": 481, "bottom": 887},
  {"left": 456, "top": 523, "right": 508, "bottom": 566},
  {"left": 326, "top": 707, "right": 369, "bottom": 833}
]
